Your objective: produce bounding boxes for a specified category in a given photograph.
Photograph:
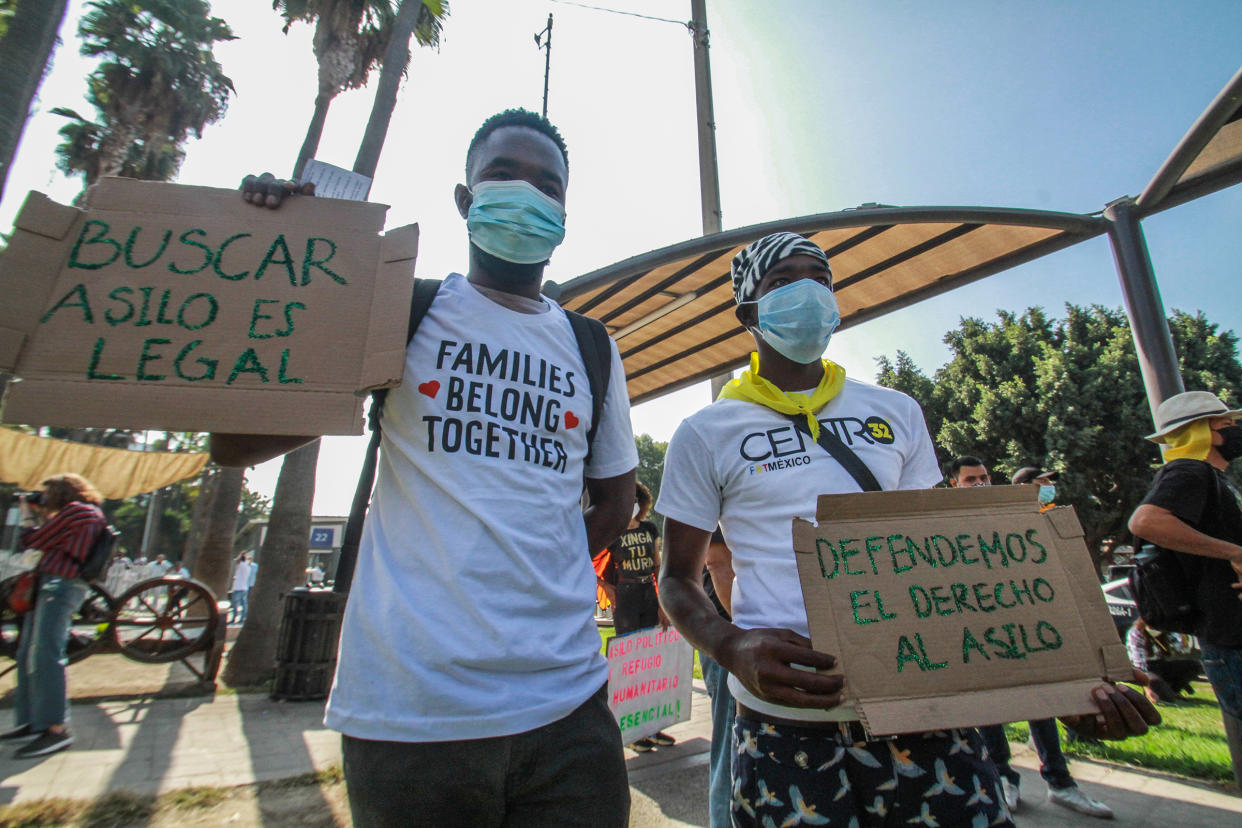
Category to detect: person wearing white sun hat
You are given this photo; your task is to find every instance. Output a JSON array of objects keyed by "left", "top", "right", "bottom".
[{"left": 1130, "top": 390, "right": 1242, "bottom": 734}]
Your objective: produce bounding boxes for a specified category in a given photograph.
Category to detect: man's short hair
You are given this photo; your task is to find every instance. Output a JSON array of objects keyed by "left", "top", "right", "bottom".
[
  {"left": 948, "top": 455, "right": 986, "bottom": 480},
  {"left": 465, "top": 109, "right": 569, "bottom": 179}
]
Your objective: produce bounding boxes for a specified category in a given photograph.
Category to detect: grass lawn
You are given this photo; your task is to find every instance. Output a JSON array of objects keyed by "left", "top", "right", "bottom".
[
  {"left": 598, "top": 625, "right": 703, "bottom": 680},
  {"left": 1004, "top": 680, "right": 1235, "bottom": 784}
]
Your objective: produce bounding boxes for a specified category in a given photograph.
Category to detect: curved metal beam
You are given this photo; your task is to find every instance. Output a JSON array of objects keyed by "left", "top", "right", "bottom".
[
  {"left": 557, "top": 204, "right": 1107, "bottom": 301},
  {"left": 1137, "top": 65, "right": 1242, "bottom": 211}
]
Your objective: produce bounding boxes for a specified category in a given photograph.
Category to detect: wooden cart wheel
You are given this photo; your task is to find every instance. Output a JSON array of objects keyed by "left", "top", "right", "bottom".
[
  {"left": 110, "top": 577, "right": 218, "bottom": 663},
  {"left": 0, "top": 577, "right": 117, "bottom": 667}
]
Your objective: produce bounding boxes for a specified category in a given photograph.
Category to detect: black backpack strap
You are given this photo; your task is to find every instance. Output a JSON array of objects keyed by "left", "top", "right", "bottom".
[
  {"left": 336, "top": 278, "right": 442, "bottom": 595},
  {"left": 791, "top": 416, "right": 883, "bottom": 492},
  {"left": 565, "top": 309, "right": 612, "bottom": 465}
]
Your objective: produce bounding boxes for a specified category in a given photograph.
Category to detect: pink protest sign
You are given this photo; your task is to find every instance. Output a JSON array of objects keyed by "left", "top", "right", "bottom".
[{"left": 606, "top": 627, "right": 694, "bottom": 744}]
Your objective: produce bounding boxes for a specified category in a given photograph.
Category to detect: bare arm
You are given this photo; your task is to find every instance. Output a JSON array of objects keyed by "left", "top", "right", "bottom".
[
  {"left": 659, "top": 518, "right": 842, "bottom": 709},
  {"left": 705, "top": 538, "right": 734, "bottom": 616},
  {"left": 584, "top": 469, "right": 636, "bottom": 559},
  {"left": 210, "top": 433, "right": 318, "bottom": 467},
  {"left": 1130, "top": 503, "right": 1242, "bottom": 576}
]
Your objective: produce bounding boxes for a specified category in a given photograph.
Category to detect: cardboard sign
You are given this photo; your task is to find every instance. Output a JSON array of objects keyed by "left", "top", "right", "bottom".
[
  {"left": 607, "top": 627, "right": 694, "bottom": 743},
  {"left": 0, "top": 179, "right": 418, "bottom": 435},
  {"left": 792, "top": 486, "right": 1133, "bottom": 737}
]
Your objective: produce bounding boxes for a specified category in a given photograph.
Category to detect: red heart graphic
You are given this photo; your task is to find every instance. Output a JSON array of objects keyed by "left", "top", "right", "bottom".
[
  {"left": 564, "top": 411, "right": 580, "bottom": 429},
  {"left": 418, "top": 380, "right": 440, "bottom": 398}
]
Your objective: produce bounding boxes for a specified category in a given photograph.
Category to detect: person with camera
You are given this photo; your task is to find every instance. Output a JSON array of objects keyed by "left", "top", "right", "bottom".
[
  {"left": 3, "top": 473, "right": 106, "bottom": 758},
  {"left": 1129, "top": 391, "right": 1242, "bottom": 729}
]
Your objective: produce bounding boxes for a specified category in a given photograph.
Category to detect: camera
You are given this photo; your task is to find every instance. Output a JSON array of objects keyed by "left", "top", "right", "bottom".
[{"left": 19, "top": 491, "right": 44, "bottom": 506}]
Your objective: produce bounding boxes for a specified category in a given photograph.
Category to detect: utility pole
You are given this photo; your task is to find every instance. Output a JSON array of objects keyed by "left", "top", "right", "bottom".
[
  {"left": 534, "top": 14, "right": 553, "bottom": 118},
  {"left": 691, "top": 0, "right": 729, "bottom": 397},
  {"left": 690, "top": 0, "right": 722, "bottom": 235}
]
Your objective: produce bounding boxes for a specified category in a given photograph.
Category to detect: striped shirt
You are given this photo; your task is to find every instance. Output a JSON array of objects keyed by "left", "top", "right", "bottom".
[{"left": 22, "top": 501, "right": 106, "bottom": 579}]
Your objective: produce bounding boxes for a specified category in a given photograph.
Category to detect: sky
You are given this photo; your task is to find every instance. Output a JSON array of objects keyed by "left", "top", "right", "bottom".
[{"left": 3, "top": 0, "right": 1240, "bottom": 514}]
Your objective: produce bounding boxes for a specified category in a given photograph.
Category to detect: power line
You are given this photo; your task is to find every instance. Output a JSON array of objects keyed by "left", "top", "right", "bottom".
[{"left": 548, "top": 0, "right": 689, "bottom": 29}]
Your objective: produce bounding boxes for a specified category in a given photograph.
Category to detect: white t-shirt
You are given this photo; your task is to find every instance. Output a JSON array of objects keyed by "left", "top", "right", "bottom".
[
  {"left": 657, "top": 377, "right": 941, "bottom": 720},
  {"left": 231, "top": 560, "right": 251, "bottom": 592},
  {"left": 325, "top": 273, "right": 638, "bottom": 742}
]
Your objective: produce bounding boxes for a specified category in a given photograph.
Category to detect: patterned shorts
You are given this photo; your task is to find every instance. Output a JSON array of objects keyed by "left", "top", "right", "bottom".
[{"left": 731, "top": 715, "right": 1014, "bottom": 828}]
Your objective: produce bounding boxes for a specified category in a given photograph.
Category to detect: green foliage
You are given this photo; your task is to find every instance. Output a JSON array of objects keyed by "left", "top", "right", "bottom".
[
  {"left": 54, "top": 0, "right": 236, "bottom": 188},
  {"left": 635, "top": 433, "right": 667, "bottom": 523},
  {"left": 1004, "top": 681, "right": 1234, "bottom": 783},
  {"left": 876, "top": 305, "right": 1242, "bottom": 559}
]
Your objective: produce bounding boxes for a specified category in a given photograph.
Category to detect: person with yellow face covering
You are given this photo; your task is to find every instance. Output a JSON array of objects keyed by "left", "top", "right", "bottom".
[
  {"left": 1130, "top": 390, "right": 1242, "bottom": 730},
  {"left": 656, "top": 232, "right": 1160, "bottom": 828}
]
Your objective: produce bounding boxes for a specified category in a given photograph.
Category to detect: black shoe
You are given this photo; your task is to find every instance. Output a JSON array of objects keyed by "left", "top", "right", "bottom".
[
  {"left": 648, "top": 730, "right": 676, "bottom": 747},
  {"left": 15, "top": 729, "right": 73, "bottom": 758},
  {"left": 627, "top": 738, "right": 655, "bottom": 753},
  {"left": 0, "top": 724, "right": 37, "bottom": 742}
]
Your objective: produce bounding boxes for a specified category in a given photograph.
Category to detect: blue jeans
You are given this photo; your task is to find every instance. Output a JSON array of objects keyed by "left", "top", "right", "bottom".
[
  {"left": 14, "top": 576, "right": 88, "bottom": 732},
  {"left": 700, "top": 652, "right": 735, "bottom": 828},
  {"left": 978, "top": 719, "right": 1074, "bottom": 790},
  {"left": 229, "top": 589, "right": 248, "bottom": 623},
  {"left": 1201, "top": 641, "right": 1242, "bottom": 723}
]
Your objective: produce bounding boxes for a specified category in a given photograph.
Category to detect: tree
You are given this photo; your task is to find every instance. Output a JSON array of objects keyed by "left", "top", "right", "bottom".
[
  {"left": 635, "top": 433, "right": 667, "bottom": 524},
  {"left": 875, "top": 350, "right": 945, "bottom": 465},
  {"left": 877, "top": 305, "right": 1242, "bottom": 564},
  {"left": 222, "top": 441, "right": 318, "bottom": 686},
  {"left": 0, "top": 0, "right": 69, "bottom": 202},
  {"left": 352, "top": 0, "right": 446, "bottom": 177},
  {"left": 193, "top": 465, "right": 245, "bottom": 599},
  {"left": 273, "top": 0, "right": 398, "bottom": 178},
  {"left": 52, "top": 0, "right": 235, "bottom": 191}
]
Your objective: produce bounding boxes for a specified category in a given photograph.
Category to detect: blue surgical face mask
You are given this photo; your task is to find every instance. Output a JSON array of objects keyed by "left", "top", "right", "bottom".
[
  {"left": 755, "top": 279, "right": 841, "bottom": 364},
  {"left": 466, "top": 179, "right": 566, "bottom": 264},
  {"left": 1038, "top": 484, "right": 1056, "bottom": 505}
]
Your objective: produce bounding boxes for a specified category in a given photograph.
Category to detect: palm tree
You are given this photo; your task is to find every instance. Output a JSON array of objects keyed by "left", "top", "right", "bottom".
[
  {"left": 352, "top": 0, "right": 447, "bottom": 177},
  {"left": 53, "top": 0, "right": 235, "bottom": 189},
  {"left": 222, "top": 441, "right": 318, "bottom": 686},
  {"left": 273, "top": 0, "right": 398, "bottom": 178},
  {"left": 0, "top": 0, "right": 70, "bottom": 202}
]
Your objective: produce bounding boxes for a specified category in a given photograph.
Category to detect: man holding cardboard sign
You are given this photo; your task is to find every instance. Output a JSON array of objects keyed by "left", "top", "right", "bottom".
[
  {"left": 213, "top": 110, "right": 637, "bottom": 827},
  {"left": 657, "top": 232, "right": 1157, "bottom": 828}
]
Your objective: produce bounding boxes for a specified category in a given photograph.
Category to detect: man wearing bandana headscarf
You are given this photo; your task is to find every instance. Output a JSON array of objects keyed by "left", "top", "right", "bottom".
[
  {"left": 1130, "top": 390, "right": 1242, "bottom": 730},
  {"left": 656, "top": 232, "right": 1160, "bottom": 827}
]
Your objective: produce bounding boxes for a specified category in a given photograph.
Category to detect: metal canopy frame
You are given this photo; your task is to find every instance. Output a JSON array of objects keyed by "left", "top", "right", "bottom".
[{"left": 556, "top": 66, "right": 1242, "bottom": 415}]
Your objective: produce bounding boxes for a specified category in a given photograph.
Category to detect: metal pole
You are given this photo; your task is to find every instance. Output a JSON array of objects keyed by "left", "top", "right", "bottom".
[
  {"left": 1102, "top": 197, "right": 1184, "bottom": 421},
  {"left": 690, "top": 0, "right": 722, "bottom": 235},
  {"left": 541, "top": 14, "right": 553, "bottom": 119}
]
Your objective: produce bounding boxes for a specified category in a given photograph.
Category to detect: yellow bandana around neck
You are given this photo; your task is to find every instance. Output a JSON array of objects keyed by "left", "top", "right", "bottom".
[
  {"left": 1162, "top": 419, "right": 1212, "bottom": 462},
  {"left": 717, "top": 352, "right": 846, "bottom": 438}
]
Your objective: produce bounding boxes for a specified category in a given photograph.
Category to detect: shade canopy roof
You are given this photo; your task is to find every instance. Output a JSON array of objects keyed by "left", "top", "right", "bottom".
[{"left": 556, "top": 66, "right": 1242, "bottom": 406}]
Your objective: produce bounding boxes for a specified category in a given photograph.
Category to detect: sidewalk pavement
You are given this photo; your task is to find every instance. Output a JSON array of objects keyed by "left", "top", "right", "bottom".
[{"left": 1, "top": 673, "right": 1241, "bottom": 827}]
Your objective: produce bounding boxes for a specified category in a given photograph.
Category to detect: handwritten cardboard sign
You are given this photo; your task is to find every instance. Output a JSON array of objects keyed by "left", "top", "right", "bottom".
[
  {"left": 0, "top": 179, "right": 418, "bottom": 434},
  {"left": 607, "top": 627, "right": 694, "bottom": 743},
  {"left": 792, "top": 486, "right": 1133, "bottom": 737}
]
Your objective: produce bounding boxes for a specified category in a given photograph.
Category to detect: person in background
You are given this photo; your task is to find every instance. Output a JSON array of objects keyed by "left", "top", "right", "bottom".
[
  {"left": 949, "top": 458, "right": 1114, "bottom": 818},
  {"left": 2, "top": 474, "right": 107, "bottom": 759},
  {"left": 1129, "top": 390, "right": 1242, "bottom": 734},
  {"left": 607, "top": 482, "right": 674, "bottom": 752},
  {"left": 171, "top": 561, "right": 192, "bottom": 579},
  {"left": 229, "top": 553, "right": 252, "bottom": 625},
  {"left": 1012, "top": 466, "right": 1059, "bottom": 511},
  {"left": 700, "top": 527, "right": 736, "bottom": 828}
]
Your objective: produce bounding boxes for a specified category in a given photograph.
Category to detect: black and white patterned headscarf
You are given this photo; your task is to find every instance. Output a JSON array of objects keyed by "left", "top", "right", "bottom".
[{"left": 730, "top": 232, "right": 831, "bottom": 305}]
